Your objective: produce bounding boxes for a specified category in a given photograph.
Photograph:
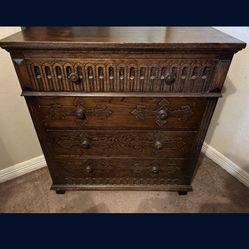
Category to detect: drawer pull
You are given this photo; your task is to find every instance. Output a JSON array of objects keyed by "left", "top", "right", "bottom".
[
  {"left": 68, "top": 72, "right": 80, "bottom": 83},
  {"left": 158, "top": 109, "right": 168, "bottom": 121},
  {"left": 165, "top": 72, "right": 176, "bottom": 84},
  {"left": 85, "top": 165, "right": 93, "bottom": 173},
  {"left": 82, "top": 140, "right": 90, "bottom": 149},
  {"left": 75, "top": 107, "right": 86, "bottom": 120},
  {"left": 151, "top": 166, "right": 159, "bottom": 174},
  {"left": 154, "top": 141, "right": 163, "bottom": 150}
]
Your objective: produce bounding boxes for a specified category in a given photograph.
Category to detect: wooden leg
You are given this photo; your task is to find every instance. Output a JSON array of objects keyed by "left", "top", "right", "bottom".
[
  {"left": 56, "top": 190, "right": 66, "bottom": 194},
  {"left": 178, "top": 191, "right": 187, "bottom": 196}
]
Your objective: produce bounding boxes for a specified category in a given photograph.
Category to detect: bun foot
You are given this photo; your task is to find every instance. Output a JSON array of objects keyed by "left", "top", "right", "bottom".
[
  {"left": 56, "top": 190, "right": 66, "bottom": 194},
  {"left": 178, "top": 191, "right": 187, "bottom": 195}
]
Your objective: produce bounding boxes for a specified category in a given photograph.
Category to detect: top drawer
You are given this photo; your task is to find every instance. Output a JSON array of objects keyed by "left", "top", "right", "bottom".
[{"left": 24, "top": 58, "right": 217, "bottom": 93}]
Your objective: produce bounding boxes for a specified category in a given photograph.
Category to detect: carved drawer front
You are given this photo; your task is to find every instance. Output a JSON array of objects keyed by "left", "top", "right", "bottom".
[
  {"left": 26, "top": 58, "right": 217, "bottom": 93},
  {"left": 53, "top": 158, "right": 191, "bottom": 186},
  {"left": 47, "top": 130, "right": 197, "bottom": 158},
  {"left": 32, "top": 97, "right": 207, "bottom": 130}
]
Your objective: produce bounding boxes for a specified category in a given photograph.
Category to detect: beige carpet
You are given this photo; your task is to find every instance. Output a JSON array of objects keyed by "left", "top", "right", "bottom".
[{"left": 0, "top": 154, "right": 249, "bottom": 213}]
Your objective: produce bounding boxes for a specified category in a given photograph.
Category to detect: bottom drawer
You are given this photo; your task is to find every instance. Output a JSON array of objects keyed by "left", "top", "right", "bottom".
[{"left": 52, "top": 158, "right": 191, "bottom": 185}]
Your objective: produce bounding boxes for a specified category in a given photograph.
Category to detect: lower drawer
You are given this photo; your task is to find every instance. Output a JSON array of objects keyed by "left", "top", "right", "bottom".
[
  {"left": 47, "top": 130, "right": 198, "bottom": 158},
  {"left": 52, "top": 158, "right": 191, "bottom": 185}
]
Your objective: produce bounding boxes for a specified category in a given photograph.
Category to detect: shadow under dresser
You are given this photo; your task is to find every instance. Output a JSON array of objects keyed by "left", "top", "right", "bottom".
[{"left": 0, "top": 27, "right": 246, "bottom": 195}]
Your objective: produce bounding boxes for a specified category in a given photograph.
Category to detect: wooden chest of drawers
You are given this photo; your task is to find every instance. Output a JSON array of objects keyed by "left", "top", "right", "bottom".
[{"left": 0, "top": 27, "right": 245, "bottom": 195}]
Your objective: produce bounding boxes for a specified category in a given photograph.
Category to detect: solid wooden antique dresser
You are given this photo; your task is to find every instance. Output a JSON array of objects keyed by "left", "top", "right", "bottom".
[{"left": 0, "top": 27, "right": 245, "bottom": 195}]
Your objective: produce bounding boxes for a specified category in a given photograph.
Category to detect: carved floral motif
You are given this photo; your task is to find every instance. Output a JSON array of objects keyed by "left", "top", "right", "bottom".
[
  {"left": 131, "top": 99, "right": 193, "bottom": 127},
  {"left": 74, "top": 97, "right": 112, "bottom": 124},
  {"left": 45, "top": 97, "right": 112, "bottom": 125},
  {"left": 46, "top": 104, "right": 65, "bottom": 120}
]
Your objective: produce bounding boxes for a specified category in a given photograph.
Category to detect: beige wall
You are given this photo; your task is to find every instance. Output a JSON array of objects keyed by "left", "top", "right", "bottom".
[
  {"left": 206, "top": 27, "right": 249, "bottom": 174},
  {"left": 0, "top": 27, "right": 42, "bottom": 170},
  {"left": 0, "top": 27, "right": 248, "bottom": 175}
]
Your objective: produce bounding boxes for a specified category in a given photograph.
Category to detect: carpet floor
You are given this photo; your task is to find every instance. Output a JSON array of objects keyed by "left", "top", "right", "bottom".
[{"left": 0, "top": 154, "right": 249, "bottom": 213}]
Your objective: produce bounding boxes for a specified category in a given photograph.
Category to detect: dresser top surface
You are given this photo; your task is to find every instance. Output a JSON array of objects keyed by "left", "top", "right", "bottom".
[{"left": 0, "top": 27, "right": 246, "bottom": 51}]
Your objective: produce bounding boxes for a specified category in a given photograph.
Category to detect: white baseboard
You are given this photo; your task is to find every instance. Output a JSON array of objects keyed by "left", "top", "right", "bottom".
[
  {"left": 0, "top": 155, "right": 47, "bottom": 183},
  {"left": 202, "top": 142, "right": 249, "bottom": 188},
  {"left": 1, "top": 144, "right": 249, "bottom": 189}
]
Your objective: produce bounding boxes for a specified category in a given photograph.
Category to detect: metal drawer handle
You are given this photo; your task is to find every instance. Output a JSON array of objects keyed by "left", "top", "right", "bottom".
[
  {"left": 165, "top": 72, "right": 176, "bottom": 85},
  {"left": 158, "top": 109, "right": 168, "bottom": 121},
  {"left": 68, "top": 72, "right": 80, "bottom": 84},
  {"left": 85, "top": 165, "right": 93, "bottom": 173},
  {"left": 82, "top": 140, "right": 90, "bottom": 149},
  {"left": 154, "top": 141, "right": 163, "bottom": 150},
  {"left": 151, "top": 166, "right": 159, "bottom": 174},
  {"left": 75, "top": 107, "right": 86, "bottom": 120}
]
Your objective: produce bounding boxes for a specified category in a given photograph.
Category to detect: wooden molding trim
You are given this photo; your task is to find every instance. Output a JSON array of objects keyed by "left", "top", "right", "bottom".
[
  {"left": 0, "top": 155, "right": 46, "bottom": 183},
  {"left": 202, "top": 142, "right": 249, "bottom": 188}
]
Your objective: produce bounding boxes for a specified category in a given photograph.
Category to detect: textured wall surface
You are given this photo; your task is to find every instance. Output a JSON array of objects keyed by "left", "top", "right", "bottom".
[
  {"left": 0, "top": 27, "right": 42, "bottom": 170},
  {"left": 205, "top": 27, "right": 249, "bottom": 173}
]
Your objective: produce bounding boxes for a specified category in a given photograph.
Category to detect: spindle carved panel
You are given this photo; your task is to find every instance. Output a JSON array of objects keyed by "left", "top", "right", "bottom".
[{"left": 27, "top": 59, "right": 217, "bottom": 93}]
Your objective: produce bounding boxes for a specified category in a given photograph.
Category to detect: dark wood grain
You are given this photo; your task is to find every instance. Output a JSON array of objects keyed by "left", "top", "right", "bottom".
[
  {"left": 47, "top": 130, "right": 198, "bottom": 158},
  {"left": 31, "top": 96, "right": 207, "bottom": 130},
  {"left": 51, "top": 184, "right": 193, "bottom": 192},
  {"left": 0, "top": 27, "right": 245, "bottom": 194},
  {"left": 22, "top": 91, "right": 222, "bottom": 98},
  {"left": 51, "top": 158, "right": 191, "bottom": 186},
  {"left": 0, "top": 27, "right": 246, "bottom": 51}
]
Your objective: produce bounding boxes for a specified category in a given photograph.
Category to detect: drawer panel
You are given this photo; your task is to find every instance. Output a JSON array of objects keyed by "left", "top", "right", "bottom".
[
  {"left": 48, "top": 130, "right": 198, "bottom": 158},
  {"left": 26, "top": 58, "right": 217, "bottom": 93},
  {"left": 33, "top": 97, "right": 207, "bottom": 130},
  {"left": 52, "top": 158, "right": 191, "bottom": 185}
]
